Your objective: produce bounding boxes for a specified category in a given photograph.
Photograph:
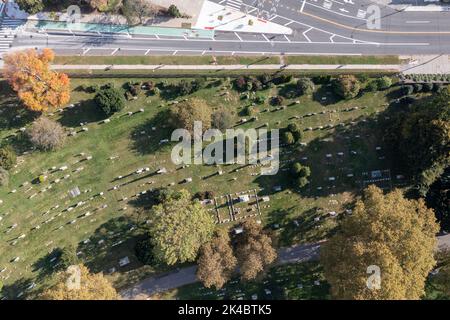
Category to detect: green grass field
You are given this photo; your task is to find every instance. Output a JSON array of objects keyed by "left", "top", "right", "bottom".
[
  {"left": 285, "top": 55, "right": 402, "bottom": 65},
  {"left": 0, "top": 73, "right": 402, "bottom": 299}
]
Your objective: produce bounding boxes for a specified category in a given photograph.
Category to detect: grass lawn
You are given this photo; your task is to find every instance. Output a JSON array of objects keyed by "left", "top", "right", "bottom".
[
  {"left": 285, "top": 55, "right": 402, "bottom": 65},
  {"left": 0, "top": 72, "right": 404, "bottom": 299},
  {"left": 156, "top": 261, "right": 330, "bottom": 300},
  {"left": 52, "top": 55, "right": 281, "bottom": 66}
]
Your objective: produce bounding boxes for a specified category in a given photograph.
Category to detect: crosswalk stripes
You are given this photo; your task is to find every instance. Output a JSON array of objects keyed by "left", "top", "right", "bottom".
[
  {"left": 0, "top": 17, "right": 25, "bottom": 54},
  {"left": 226, "top": 0, "right": 243, "bottom": 11}
]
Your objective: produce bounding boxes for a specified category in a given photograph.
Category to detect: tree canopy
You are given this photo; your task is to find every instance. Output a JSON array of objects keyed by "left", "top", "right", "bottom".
[
  {"left": 149, "top": 189, "right": 215, "bottom": 265},
  {"left": 321, "top": 185, "right": 439, "bottom": 300},
  {"left": 197, "top": 230, "right": 237, "bottom": 289},
  {"left": 3, "top": 49, "right": 71, "bottom": 112},
  {"left": 40, "top": 264, "right": 119, "bottom": 300}
]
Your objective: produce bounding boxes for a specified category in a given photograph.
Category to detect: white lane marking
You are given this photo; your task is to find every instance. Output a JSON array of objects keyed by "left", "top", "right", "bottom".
[
  {"left": 172, "top": 50, "right": 178, "bottom": 55},
  {"left": 82, "top": 48, "right": 90, "bottom": 55},
  {"left": 269, "top": 15, "right": 278, "bottom": 21},
  {"left": 285, "top": 20, "right": 294, "bottom": 26},
  {"left": 405, "top": 21, "right": 430, "bottom": 24},
  {"left": 234, "top": 32, "right": 243, "bottom": 41},
  {"left": 155, "top": 34, "right": 160, "bottom": 39},
  {"left": 303, "top": 27, "right": 313, "bottom": 43},
  {"left": 284, "top": 35, "right": 291, "bottom": 42},
  {"left": 330, "top": 34, "right": 335, "bottom": 43},
  {"left": 145, "top": 49, "right": 150, "bottom": 55},
  {"left": 300, "top": 0, "right": 307, "bottom": 12},
  {"left": 339, "top": 8, "right": 349, "bottom": 13},
  {"left": 306, "top": 2, "right": 366, "bottom": 21},
  {"left": 110, "top": 48, "right": 119, "bottom": 55},
  {"left": 262, "top": 34, "right": 270, "bottom": 42}
]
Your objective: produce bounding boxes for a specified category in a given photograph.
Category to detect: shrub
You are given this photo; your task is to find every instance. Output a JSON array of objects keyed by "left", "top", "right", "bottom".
[
  {"left": 272, "top": 74, "right": 293, "bottom": 85},
  {"left": 413, "top": 83, "right": 423, "bottom": 93},
  {"left": 376, "top": 76, "right": 392, "bottom": 90},
  {"left": 254, "top": 94, "right": 266, "bottom": 105},
  {"left": 271, "top": 95, "right": 284, "bottom": 106},
  {"left": 55, "top": 245, "right": 78, "bottom": 271},
  {"left": 27, "top": 117, "right": 66, "bottom": 151},
  {"left": 297, "top": 78, "right": 315, "bottom": 95},
  {"left": 333, "top": 75, "right": 361, "bottom": 99},
  {"left": 212, "top": 109, "right": 234, "bottom": 130},
  {"left": 422, "top": 83, "right": 434, "bottom": 92},
  {"left": 291, "top": 162, "right": 311, "bottom": 188},
  {"left": 0, "top": 146, "right": 16, "bottom": 170},
  {"left": 194, "top": 191, "right": 215, "bottom": 200},
  {"left": 433, "top": 83, "right": 444, "bottom": 92},
  {"left": 366, "top": 80, "right": 379, "bottom": 92},
  {"left": 234, "top": 76, "right": 247, "bottom": 91},
  {"left": 287, "top": 123, "right": 301, "bottom": 133},
  {"left": 244, "top": 105, "right": 258, "bottom": 117},
  {"left": 312, "top": 75, "right": 332, "bottom": 85},
  {"left": 168, "top": 4, "right": 181, "bottom": 17},
  {"left": 86, "top": 84, "right": 99, "bottom": 93},
  {"left": 400, "top": 85, "right": 414, "bottom": 96},
  {"left": 0, "top": 167, "right": 9, "bottom": 186},
  {"left": 95, "top": 87, "right": 125, "bottom": 116},
  {"left": 282, "top": 131, "right": 295, "bottom": 145}
]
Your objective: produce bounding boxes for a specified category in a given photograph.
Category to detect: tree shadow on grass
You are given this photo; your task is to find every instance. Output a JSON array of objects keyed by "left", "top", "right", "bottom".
[
  {"left": 76, "top": 216, "right": 147, "bottom": 274},
  {"left": 0, "top": 83, "right": 40, "bottom": 131},
  {"left": 130, "top": 109, "right": 174, "bottom": 155},
  {"left": 31, "top": 248, "right": 65, "bottom": 282},
  {"left": 58, "top": 99, "right": 107, "bottom": 128},
  {"left": 313, "top": 85, "right": 340, "bottom": 106},
  {"left": 0, "top": 277, "right": 35, "bottom": 300}
]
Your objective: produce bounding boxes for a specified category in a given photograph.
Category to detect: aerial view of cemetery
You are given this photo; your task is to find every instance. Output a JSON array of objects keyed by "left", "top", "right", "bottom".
[{"left": 0, "top": 0, "right": 449, "bottom": 303}]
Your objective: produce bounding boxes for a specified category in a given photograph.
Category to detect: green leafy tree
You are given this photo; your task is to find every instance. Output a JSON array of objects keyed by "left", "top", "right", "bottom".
[
  {"left": 150, "top": 190, "right": 215, "bottom": 265},
  {"left": 333, "top": 75, "right": 361, "bottom": 99},
  {"left": 15, "top": 0, "right": 44, "bottom": 14},
  {"left": 297, "top": 78, "right": 315, "bottom": 95},
  {"left": 94, "top": 87, "right": 125, "bottom": 116},
  {"left": 321, "top": 186, "right": 439, "bottom": 300}
]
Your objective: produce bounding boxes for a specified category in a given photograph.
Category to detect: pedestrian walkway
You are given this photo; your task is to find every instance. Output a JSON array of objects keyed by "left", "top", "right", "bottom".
[
  {"left": 226, "top": 0, "right": 243, "bottom": 11},
  {"left": 44, "top": 63, "right": 401, "bottom": 72},
  {"left": 30, "top": 20, "right": 215, "bottom": 39},
  {"left": 0, "top": 3, "right": 25, "bottom": 54}
]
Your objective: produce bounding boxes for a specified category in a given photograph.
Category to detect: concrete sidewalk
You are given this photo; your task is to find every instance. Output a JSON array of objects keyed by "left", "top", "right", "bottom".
[{"left": 45, "top": 63, "right": 402, "bottom": 72}]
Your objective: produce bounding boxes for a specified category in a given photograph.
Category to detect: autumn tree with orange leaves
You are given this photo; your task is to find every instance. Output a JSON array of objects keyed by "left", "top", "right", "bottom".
[{"left": 3, "top": 48, "right": 70, "bottom": 112}]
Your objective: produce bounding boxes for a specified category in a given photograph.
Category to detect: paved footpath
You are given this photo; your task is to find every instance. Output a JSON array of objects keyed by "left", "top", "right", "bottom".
[
  {"left": 120, "top": 241, "right": 323, "bottom": 300},
  {"left": 121, "top": 235, "right": 450, "bottom": 300},
  {"left": 47, "top": 64, "right": 401, "bottom": 72}
]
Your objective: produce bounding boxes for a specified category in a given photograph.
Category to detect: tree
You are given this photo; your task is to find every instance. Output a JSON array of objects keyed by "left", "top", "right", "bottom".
[
  {"left": 376, "top": 76, "right": 392, "bottom": 90},
  {"left": 197, "top": 231, "right": 237, "bottom": 289},
  {"left": 212, "top": 109, "right": 234, "bottom": 130},
  {"left": 0, "top": 146, "right": 17, "bottom": 170},
  {"left": 297, "top": 78, "right": 315, "bottom": 95},
  {"left": 15, "top": 0, "right": 44, "bottom": 14},
  {"left": 27, "top": 117, "right": 66, "bottom": 151},
  {"left": 333, "top": 75, "right": 361, "bottom": 99},
  {"left": 168, "top": 98, "right": 212, "bottom": 135},
  {"left": 321, "top": 185, "right": 439, "bottom": 300},
  {"left": 40, "top": 264, "right": 119, "bottom": 300},
  {"left": 149, "top": 190, "right": 215, "bottom": 265},
  {"left": 94, "top": 87, "right": 125, "bottom": 116},
  {"left": 383, "top": 88, "right": 449, "bottom": 197},
  {"left": 3, "top": 49, "right": 71, "bottom": 112},
  {"left": 122, "top": 0, "right": 158, "bottom": 25},
  {"left": 291, "top": 162, "right": 311, "bottom": 188},
  {"left": 235, "top": 220, "right": 277, "bottom": 281},
  {"left": 168, "top": 4, "right": 181, "bottom": 18},
  {"left": 88, "top": 0, "right": 120, "bottom": 12},
  {"left": 400, "top": 85, "right": 414, "bottom": 96}
]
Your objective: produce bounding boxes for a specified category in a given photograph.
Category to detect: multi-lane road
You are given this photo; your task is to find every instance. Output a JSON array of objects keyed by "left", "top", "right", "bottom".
[{"left": 6, "top": 0, "right": 450, "bottom": 56}]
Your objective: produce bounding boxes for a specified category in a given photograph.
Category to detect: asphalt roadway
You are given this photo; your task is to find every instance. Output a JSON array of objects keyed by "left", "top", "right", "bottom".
[{"left": 7, "top": 0, "right": 450, "bottom": 56}]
